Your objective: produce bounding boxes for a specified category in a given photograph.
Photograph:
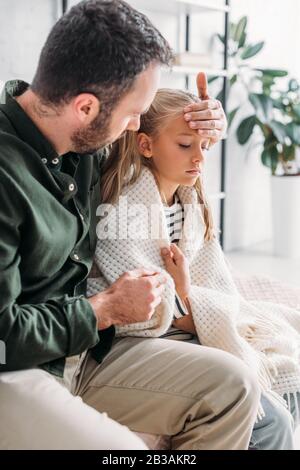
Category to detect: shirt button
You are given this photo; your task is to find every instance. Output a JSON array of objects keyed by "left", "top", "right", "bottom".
[
  {"left": 52, "top": 158, "right": 59, "bottom": 165},
  {"left": 73, "top": 253, "right": 80, "bottom": 261},
  {"left": 41, "top": 158, "right": 47, "bottom": 164},
  {"left": 69, "top": 183, "right": 75, "bottom": 192},
  {"left": 79, "top": 212, "right": 84, "bottom": 221}
]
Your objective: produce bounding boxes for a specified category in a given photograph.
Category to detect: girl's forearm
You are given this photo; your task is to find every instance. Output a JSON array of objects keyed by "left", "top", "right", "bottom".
[{"left": 172, "top": 296, "right": 196, "bottom": 334}]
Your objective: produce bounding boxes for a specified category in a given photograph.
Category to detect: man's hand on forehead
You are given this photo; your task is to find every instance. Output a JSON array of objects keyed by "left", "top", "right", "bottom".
[{"left": 183, "top": 72, "right": 228, "bottom": 146}]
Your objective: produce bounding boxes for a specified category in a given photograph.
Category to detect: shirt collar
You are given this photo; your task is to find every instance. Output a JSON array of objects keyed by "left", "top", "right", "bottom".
[
  {"left": 163, "top": 193, "right": 180, "bottom": 210},
  {"left": 0, "top": 80, "right": 59, "bottom": 163}
]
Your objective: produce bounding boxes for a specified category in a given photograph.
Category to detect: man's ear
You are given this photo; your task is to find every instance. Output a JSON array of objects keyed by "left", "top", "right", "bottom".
[
  {"left": 72, "top": 93, "right": 100, "bottom": 125},
  {"left": 137, "top": 132, "right": 153, "bottom": 158}
]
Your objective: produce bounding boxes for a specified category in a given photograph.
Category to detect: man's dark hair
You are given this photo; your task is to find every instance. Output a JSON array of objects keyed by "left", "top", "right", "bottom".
[{"left": 31, "top": 0, "right": 173, "bottom": 108}]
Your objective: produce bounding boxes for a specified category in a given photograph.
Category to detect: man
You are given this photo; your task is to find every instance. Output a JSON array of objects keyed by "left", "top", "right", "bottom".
[{"left": 0, "top": 0, "right": 259, "bottom": 449}]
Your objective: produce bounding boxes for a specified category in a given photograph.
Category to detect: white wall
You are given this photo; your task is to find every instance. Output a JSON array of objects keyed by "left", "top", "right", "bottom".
[
  {"left": 231, "top": 0, "right": 300, "bottom": 78},
  {"left": 0, "top": 0, "right": 59, "bottom": 83}
]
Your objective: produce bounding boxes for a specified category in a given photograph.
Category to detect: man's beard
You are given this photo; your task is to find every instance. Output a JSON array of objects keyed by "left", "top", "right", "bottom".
[{"left": 71, "top": 110, "right": 112, "bottom": 154}]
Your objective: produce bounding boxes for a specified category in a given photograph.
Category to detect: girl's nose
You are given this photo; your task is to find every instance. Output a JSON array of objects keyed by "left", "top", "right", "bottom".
[{"left": 192, "top": 147, "right": 205, "bottom": 163}]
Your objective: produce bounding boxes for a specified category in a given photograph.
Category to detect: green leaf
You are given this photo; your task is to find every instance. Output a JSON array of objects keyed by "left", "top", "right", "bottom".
[
  {"left": 228, "top": 107, "right": 239, "bottom": 127},
  {"left": 217, "top": 33, "right": 225, "bottom": 44},
  {"left": 261, "top": 148, "right": 272, "bottom": 167},
  {"left": 261, "top": 146, "right": 279, "bottom": 174},
  {"left": 272, "top": 98, "right": 285, "bottom": 111},
  {"left": 215, "top": 90, "right": 223, "bottom": 103},
  {"left": 256, "top": 68, "right": 288, "bottom": 77},
  {"left": 234, "top": 16, "right": 248, "bottom": 45},
  {"left": 229, "top": 22, "right": 236, "bottom": 40},
  {"left": 269, "top": 121, "right": 286, "bottom": 144},
  {"left": 286, "top": 122, "right": 300, "bottom": 145},
  {"left": 249, "top": 93, "right": 273, "bottom": 123},
  {"left": 237, "top": 115, "right": 257, "bottom": 144},
  {"left": 291, "top": 104, "right": 300, "bottom": 121},
  {"left": 282, "top": 145, "right": 296, "bottom": 162},
  {"left": 208, "top": 76, "right": 220, "bottom": 84},
  {"left": 238, "top": 31, "right": 247, "bottom": 49},
  {"left": 289, "top": 79, "right": 299, "bottom": 92},
  {"left": 241, "top": 41, "right": 265, "bottom": 60},
  {"left": 230, "top": 74, "right": 238, "bottom": 87},
  {"left": 270, "top": 147, "right": 279, "bottom": 174},
  {"left": 262, "top": 75, "right": 275, "bottom": 96}
]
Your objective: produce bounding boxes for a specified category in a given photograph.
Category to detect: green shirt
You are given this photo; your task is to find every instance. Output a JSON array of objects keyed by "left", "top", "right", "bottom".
[{"left": 0, "top": 80, "right": 115, "bottom": 377}]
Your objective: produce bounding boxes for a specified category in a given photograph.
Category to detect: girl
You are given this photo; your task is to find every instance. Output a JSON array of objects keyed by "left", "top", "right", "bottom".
[{"left": 88, "top": 88, "right": 300, "bottom": 449}]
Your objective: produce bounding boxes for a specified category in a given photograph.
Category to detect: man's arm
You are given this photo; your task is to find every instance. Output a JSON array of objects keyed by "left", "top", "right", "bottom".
[
  {"left": 0, "top": 182, "right": 99, "bottom": 372},
  {"left": 0, "top": 221, "right": 167, "bottom": 371}
]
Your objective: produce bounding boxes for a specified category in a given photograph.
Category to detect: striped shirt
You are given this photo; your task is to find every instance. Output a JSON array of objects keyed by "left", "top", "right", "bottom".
[
  {"left": 161, "top": 193, "right": 194, "bottom": 341},
  {"left": 164, "top": 194, "right": 184, "bottom": 244}
]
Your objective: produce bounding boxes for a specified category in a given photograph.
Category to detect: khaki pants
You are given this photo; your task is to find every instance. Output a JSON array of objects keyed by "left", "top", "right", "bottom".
[
  {"left": 76, "top": 336, "right": 261, "bottom": 450},
  {"left": 0, "top": 367, "right": 147, "bottom": 450}
]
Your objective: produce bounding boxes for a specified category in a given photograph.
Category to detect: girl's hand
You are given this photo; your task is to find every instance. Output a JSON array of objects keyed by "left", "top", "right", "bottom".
[
  {"left": 172, "top": 313, "right": 196, "bottom": 335},
  {"left": 161, "top": 244, "right": 191, "bottom": 299}
]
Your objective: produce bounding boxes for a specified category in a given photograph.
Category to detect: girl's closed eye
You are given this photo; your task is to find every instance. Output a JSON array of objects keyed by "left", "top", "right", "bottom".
[
  {"left": 178, "top": 143, "right": 209, "bottom": 151},
  {"left": 178, "top": 143, "right": 191, "bottom": 149}
]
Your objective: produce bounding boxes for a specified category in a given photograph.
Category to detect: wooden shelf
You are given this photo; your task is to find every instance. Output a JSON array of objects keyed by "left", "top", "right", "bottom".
[
  {"left": 132, "top": 0, "right": 230, "bottom": 15},
  {"left": 167, "top": 65, "right": 233, "bottom": 77},
  {"left": 175, "top": 0, "right": 230, "bottom": 13},
  {"left": 208, "top": 192, "right": 226, "bottom": 201}
]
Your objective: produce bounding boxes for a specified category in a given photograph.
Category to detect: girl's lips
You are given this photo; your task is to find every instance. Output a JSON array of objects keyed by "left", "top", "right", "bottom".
[{"left": 186, "top": 169, "right": 201, "bottom": 175}]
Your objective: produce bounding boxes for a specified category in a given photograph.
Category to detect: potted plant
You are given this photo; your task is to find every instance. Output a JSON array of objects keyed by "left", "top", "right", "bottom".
[{"left": 213, "top": 17, "right": 300, "bottom": 258}]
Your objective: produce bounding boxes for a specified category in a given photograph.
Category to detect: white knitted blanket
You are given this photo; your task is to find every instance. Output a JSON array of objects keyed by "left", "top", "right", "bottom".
[{"left": 87, "top": 168, "right": 300, "bottom": 397}]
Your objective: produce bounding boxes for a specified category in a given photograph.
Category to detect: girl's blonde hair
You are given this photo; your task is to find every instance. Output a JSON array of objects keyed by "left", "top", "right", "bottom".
[{"left": 101, "top": 88, "right": 214, "bottom": 241}]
